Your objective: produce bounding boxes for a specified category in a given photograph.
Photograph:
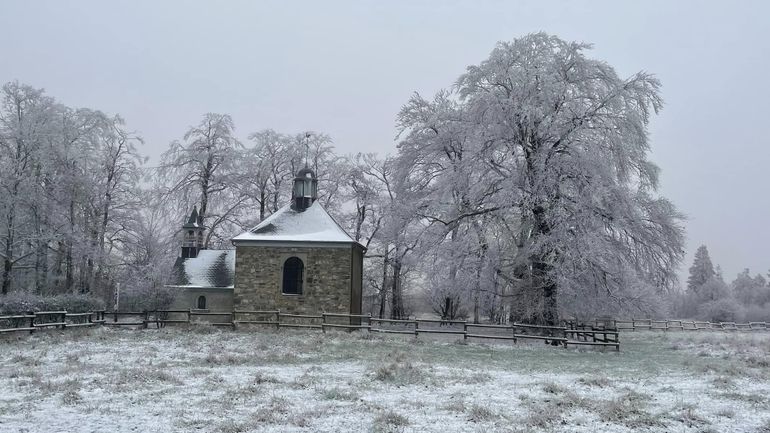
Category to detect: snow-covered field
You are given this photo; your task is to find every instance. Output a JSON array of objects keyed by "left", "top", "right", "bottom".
[{"left": 1, "top": 326, "right": 769, "bottom": 433}]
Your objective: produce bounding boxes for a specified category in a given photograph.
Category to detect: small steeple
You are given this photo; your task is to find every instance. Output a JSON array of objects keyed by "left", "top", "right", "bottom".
[
  {"left": 183, "top": 206, "right": 200, "bottom": 228},
  {"left": 181, "top": 206, "right": 205, "bottom": 258},
  {"left": 291, "top": 166, "right": 318, "bottom": 212}
]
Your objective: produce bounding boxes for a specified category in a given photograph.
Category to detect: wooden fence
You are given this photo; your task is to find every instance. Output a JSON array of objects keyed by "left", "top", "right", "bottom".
[
  {"left": 0, "top": 309, "right": 620, "bottom": 351},
  {"left": 0, "top": 310, "right": 106, "bottom": 333},
  {"left": 6, "top": 310, "right": 768, "bottom": 351},
  {"left": 564, "top": 318, "right": 770, "bottom": 332}
]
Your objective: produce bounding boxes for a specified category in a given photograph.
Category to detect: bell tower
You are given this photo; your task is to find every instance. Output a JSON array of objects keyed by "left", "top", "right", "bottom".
[
  {"left": 181, "top": 206, "right": 205, "bottom": 259},
  {"left": 291, "top": 166, "right": 318, "bottom": 212}
]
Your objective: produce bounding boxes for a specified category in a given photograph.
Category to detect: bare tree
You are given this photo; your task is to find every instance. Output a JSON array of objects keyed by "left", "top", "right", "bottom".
[{"left": 159, "top": 113, "right": 242, "bottom": 248}]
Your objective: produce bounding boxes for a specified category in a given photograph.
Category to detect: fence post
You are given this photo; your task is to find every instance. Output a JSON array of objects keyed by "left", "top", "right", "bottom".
[
  {"left": 187, "top": 309, "right": 192, "bottom": 324},
  {"left": 463, "top": 321, "right": 468, "bottom": 340},
  {"left": 276, "top": 310, "right": 281, "bottom": 330},
  {"left": 113, "top": 311, "right": 118, "bottom": 323},
  {"left": 60, "top": 311, "right": 67, "bottom": 329},
  {"left": 367, "top": 313, "right": 372, "bottom": 332},
  {"left": 322, "top": 312, "right": 327, "bottom": 334},
  {"left": 414, "top": 319, "right": 419, "bottom": 337},
  {"left": 27, "top": 311, "right": 35, "bottom": 334},
  {"left": 142, "top": 310, "right": 148, "bottom": 329}
]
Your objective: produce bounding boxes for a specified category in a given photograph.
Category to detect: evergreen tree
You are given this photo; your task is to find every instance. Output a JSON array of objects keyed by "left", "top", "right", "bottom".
[{"left": 687, "top": 245, "right": 715, "bottom": 293}]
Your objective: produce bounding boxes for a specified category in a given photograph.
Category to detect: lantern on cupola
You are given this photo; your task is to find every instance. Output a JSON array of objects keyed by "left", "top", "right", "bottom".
[{"left": 292, "top": 166, "right": 318, "bottom": 212}]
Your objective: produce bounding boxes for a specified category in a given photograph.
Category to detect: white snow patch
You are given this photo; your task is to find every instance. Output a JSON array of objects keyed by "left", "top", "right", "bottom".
[
  {"left": 182, "top": 249, "right": 235, "bottom": 287},
  {"left": 232, "top": 202, "right": 358, "bottom": 244}
]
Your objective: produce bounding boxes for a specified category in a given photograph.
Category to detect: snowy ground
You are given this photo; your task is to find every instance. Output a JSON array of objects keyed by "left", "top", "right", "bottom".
[{"left": 1, "top": 326, "right": 770, "bottom": 433}]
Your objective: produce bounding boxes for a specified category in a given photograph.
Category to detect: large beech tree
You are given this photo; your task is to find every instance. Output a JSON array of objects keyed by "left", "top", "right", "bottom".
[{"left": 396, "top": 33, "right": 685, "bottom": 324}]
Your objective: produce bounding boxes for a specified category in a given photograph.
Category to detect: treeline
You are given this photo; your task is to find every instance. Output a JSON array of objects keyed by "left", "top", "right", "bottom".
[
  {"left": 1, "top": 33, "right": 691, "bottom": 324},
  {"left": 675, "top": 245, "right": 770, "bottom": 322},
  {"left": 0, "top": 82, "right": 143, "bottom": 300}
]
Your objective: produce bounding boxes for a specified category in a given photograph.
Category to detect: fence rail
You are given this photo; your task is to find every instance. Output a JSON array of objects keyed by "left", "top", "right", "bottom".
[
  {"left": 0, "top": 310, "right": 105, "bottom": 333},
  {"left": 567, "top": 318, "right": 770, "bottom": 332},
  {"left": 0, "top": 309, "right": 638, "bottom": 351}
]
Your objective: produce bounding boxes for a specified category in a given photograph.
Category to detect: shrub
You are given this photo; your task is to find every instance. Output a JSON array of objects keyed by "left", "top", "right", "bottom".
[
  {"left": 0, "top": 292, "right": 105, "bottom": 314},
  {"left": 371, "top": 410, "right": 409, "bottom": 433},
  {"left": 697, "top": 298, "right": 743, "bottom": 322},
  {"left": 741, "top": 304, "right": 770, "bottom": 322},
  {"left": 373, "top": 359, "right": 427, "bottom": 385},
  {"left": 118, "top": 286, "right": 175, "bottom": 312}
]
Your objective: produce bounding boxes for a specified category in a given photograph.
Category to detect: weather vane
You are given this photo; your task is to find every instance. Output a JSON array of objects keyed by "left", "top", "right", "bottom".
[{"left": 304, "top": 132, "right": 311, "bottom": 167}]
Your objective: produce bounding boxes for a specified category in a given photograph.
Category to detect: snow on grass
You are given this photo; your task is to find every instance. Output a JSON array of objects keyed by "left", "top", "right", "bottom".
[{"left": 1, "top": 327, "right": 769, "bottom": 432}]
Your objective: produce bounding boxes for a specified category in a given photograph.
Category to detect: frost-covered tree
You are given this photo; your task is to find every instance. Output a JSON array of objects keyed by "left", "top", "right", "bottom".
[
  {"left": 731, "top": 269, "right": 769, "bottom": 307},
  {"left": 0, "top": 82, "right": 57, "bottom": 294},
  {"left": 243, "top": 129, "right": 293, "bottom": 220},
  {"left": 396, "top": 33, "right": 685, "bottom": 324},
  {"left": 158, "top": 113, "right": 242, "bottom": 248},
  {"left": 687, "top": 245, "right": 715, "bottom": 293},
  {"left": 0, "top": 82, "right": 145, "bottom": 298}
]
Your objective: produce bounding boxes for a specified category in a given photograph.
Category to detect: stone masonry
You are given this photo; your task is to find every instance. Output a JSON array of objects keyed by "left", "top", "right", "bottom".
[{"left": 233, "top": 245, "right": 353, "bottom": 314}]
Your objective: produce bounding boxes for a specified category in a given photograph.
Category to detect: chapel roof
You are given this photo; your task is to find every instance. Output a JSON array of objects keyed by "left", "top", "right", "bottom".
[
  {"left": 166, "top": 249, "right": 235, "bottom": 288},
  {"left": 231, "top": 201, "right": 359, "bottom": 245}
]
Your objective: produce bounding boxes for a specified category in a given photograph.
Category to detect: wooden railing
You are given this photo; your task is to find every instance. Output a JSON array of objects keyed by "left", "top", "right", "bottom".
[
  {"left": 1, "top": 309, "right": 619, "bottom": 350},
  {"left": 565, "top": 318, "right": 770, "bottom": 332},
  {"left": 0, "top": 310, "right": 105, "bottom": 333}
]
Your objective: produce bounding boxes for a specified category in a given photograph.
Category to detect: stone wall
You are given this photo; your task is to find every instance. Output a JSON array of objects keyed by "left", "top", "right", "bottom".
[
  {"left": 169, "top": 287, "right": 234, "bottom": 312},
  {"left": 234, "top": 245, "right": 354, "bottom": 314}
]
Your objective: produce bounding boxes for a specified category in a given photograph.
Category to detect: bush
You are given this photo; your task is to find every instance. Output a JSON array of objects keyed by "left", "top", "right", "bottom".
[
  {"left": 697, "top": 298, "right": 743, "bottom": 322},
  {"left": 740, "top": 304, "right": 770, "bottom": 322},
  {"left": 0, "top": 293, "right": 105, "bottom": 314},
  {"left": 119, "top": 286, "right": 175, "bottom": 312}
]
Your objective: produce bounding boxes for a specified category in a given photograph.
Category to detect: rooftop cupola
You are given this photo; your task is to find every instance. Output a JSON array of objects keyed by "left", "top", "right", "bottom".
[
  {"left": 292, "top": 166, "right": 318, "bottom": 212},
  {"left": 181, "top": 206, "right": 205, "bottom": 258}
]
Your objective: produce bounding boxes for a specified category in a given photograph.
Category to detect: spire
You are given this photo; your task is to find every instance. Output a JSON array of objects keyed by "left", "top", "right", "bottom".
[
  {"left": 183, "top": 206, "right": 200, "bottom": 228},
  {"left": 181, "top": 205, "right": 205, "bottom": 258}
]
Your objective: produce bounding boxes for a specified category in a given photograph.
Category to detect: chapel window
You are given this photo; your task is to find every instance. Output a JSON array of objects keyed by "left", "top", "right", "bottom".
[
  {"left": 282, "top": 257, "right": 304, "bottom": 295},
  {"left": 197, "top": 295, "right": 207, "bottom": 310}
]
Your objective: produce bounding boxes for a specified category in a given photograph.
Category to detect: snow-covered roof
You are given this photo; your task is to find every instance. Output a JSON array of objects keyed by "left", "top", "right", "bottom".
[
  {"left": 232, "top": 202, "right": 358, "bottom": 245},
  {"left": 166, "top": 250, "right": 235, "bottom": 288}
]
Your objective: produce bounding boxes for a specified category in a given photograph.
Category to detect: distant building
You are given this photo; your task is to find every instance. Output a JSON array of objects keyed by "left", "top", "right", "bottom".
[
  {"left": 166, "top": 167, "right": 365, "bottom": 316},
  {"left": 166, "top": 207, "right": 235, "bottom": 311}
]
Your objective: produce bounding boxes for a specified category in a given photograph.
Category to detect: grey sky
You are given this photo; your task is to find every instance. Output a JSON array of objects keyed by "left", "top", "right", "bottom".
[{"left": 1, "top": 0, "right": 768, "bottom": 283}]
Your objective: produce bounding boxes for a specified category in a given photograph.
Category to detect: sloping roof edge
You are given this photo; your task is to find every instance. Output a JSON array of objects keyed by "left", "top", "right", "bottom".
[{"left": 231, "top": 201, "right": 362, "bottom": 246}]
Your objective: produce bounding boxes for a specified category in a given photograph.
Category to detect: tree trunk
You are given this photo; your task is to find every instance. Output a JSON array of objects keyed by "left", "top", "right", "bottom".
[
  {"left": 390, "top": 257, "right": 405, "bottom": 319},
  {"left": 35, "top": 237, "right": 48, "bottom": 294},
  {"left": 532, "top": 204, "right": 558, "bottom": 325},
  {"left": 65, "top": 240, "right": 74, "bottom": 293},
  {"left": 354, "top": 204, "right": 366, "bottom": 242},
  {"left": 379, "top": 252, "right": 388, "bottom": 319},
  {"left": 1, "top": 256, "right": 11, "bottom": 295},
  {"left": 2, "top": 203, "right": 16, "bottom": 295}
]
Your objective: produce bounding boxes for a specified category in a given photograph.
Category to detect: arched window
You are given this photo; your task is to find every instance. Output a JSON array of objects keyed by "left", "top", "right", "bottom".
[
  {"left": 197, "top": 295, "right": 206, "bottom": 310},
  {"left": 282, "top": 257, "right": 304, "bottom": 295}
]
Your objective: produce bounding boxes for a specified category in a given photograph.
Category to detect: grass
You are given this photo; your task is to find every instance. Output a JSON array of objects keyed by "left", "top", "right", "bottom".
[
  {"left": 1, "top": 326, "right": 770, "bottom": 432},
  {"left": 371, "top": 410, "right": 409, "bottom": 433}
]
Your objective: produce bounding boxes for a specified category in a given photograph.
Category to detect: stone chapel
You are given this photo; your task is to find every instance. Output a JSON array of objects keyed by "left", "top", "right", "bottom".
[{"left": 166, "top": 167, "right": 365, "bottom": 316}]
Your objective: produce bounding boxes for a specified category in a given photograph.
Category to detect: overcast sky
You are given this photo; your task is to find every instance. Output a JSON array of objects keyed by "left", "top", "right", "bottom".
[{"left": 1, "top": 0, "right": 768, "bottom": 283}]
